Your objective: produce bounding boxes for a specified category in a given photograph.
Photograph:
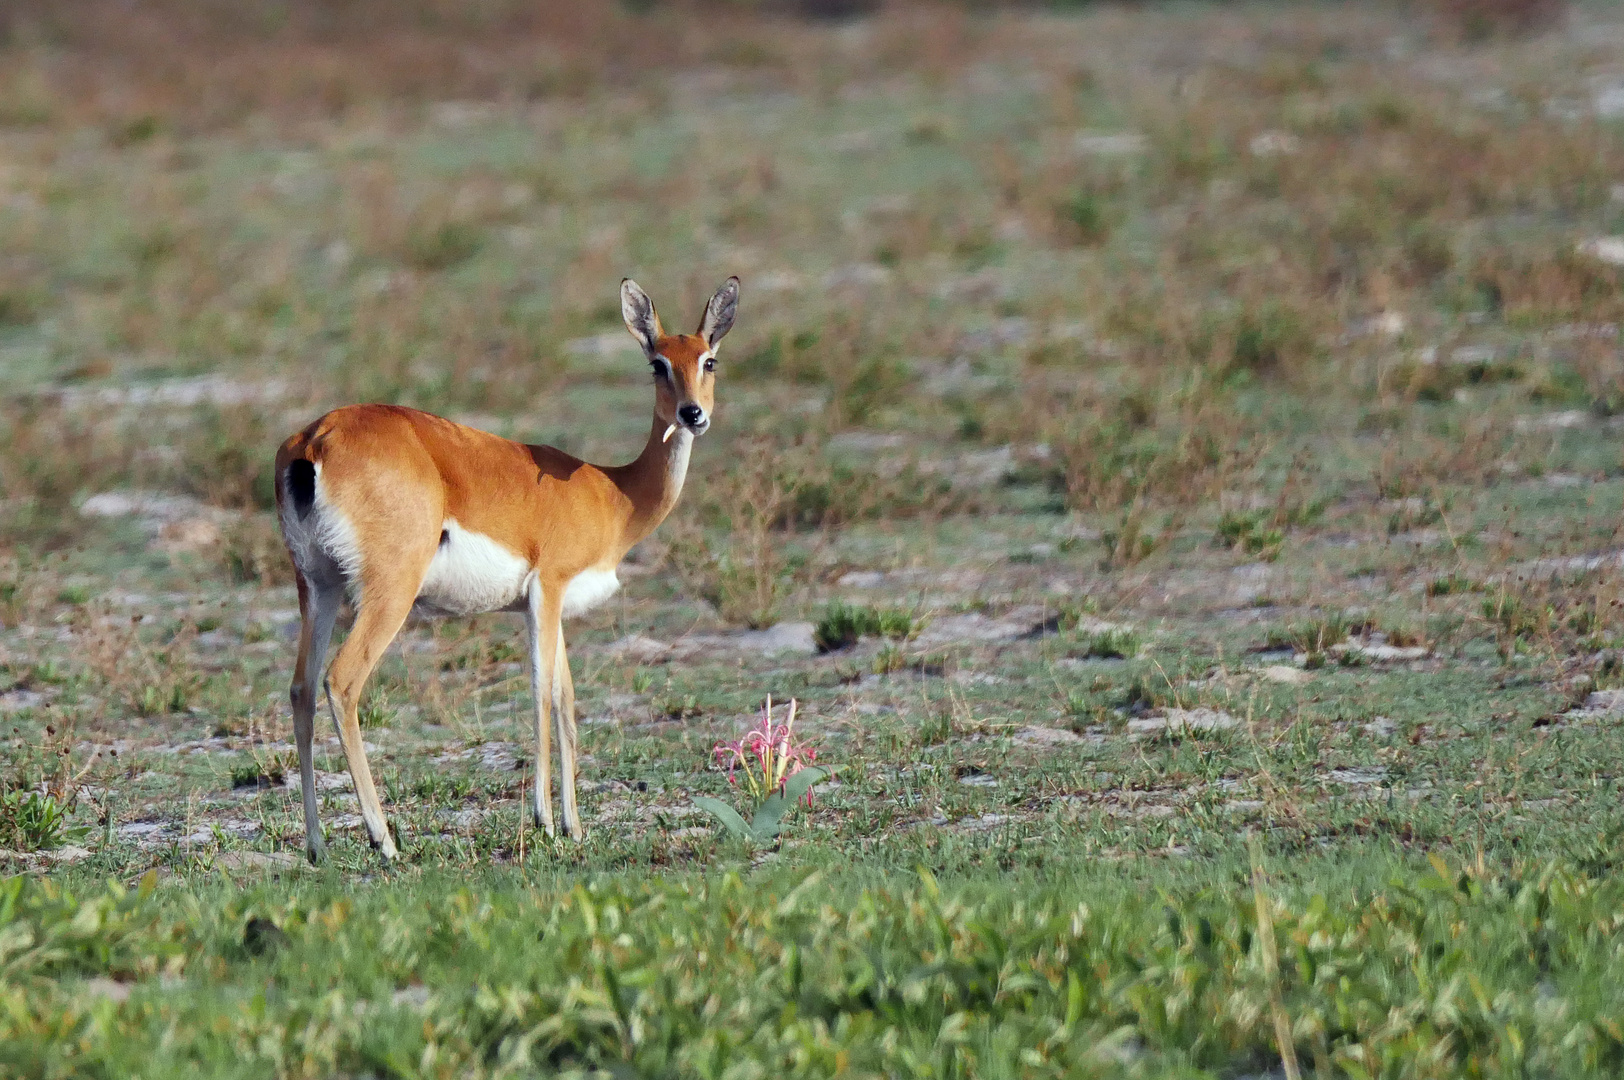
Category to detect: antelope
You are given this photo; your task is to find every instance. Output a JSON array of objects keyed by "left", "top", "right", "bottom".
[{"left": 274, "top": 277, "right": 738, "bottom": 862}]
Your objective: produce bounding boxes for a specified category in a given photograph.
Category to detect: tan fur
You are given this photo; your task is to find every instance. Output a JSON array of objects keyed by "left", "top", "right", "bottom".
[{"left": 274, "top": 278, "right": 735, "bottom": 861}]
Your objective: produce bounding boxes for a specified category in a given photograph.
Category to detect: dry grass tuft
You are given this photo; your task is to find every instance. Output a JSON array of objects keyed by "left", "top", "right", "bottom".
[
  {"left": 1055, "top": 372, "right": 1263, "bottom": 515},
  {"left": 81, "top": 612, "right": 203, "bottom": 719},
  {"left": 670, "top": 436, "right": 822, "bottom": 628}
]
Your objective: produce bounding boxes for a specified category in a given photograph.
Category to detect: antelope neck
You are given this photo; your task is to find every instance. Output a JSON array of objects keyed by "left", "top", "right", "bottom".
[{"left": 611, "top": 414, "right": 695, "bottom": 552}]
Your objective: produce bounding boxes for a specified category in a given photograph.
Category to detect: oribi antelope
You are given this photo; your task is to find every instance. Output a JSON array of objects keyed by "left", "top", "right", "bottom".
[{"left": 275, "top": 277, "right": 738, "bottom": 861}]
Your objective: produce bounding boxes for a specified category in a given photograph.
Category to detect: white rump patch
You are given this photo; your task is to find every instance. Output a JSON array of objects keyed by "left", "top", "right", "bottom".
[
  {"left": 279, "top": 462, "right": 363, "bottom": 583},
  {"left": 416, "top": 520, "right": 531, "bottom": 617},
  {"left": 311, "top": 493, "right": 363, "bottom": 581},
  {"left": 562, "top": 568, "right": 620, "bottom": 617}
]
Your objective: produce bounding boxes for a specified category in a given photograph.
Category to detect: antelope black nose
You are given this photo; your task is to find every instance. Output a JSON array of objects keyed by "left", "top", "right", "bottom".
[{"left": 678, "top": 403, "right": 704, "bottom": 426}]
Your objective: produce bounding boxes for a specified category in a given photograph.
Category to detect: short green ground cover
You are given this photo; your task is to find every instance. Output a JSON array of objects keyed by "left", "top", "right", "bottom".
[{"left": 11, "top": 856, "right": 1624, "bottom": 1078}]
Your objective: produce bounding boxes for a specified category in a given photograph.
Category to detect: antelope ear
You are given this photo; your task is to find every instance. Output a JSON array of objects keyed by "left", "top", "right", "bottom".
[
  {"left": 621, "top": 279, "right": 663, "bottom": 356},
  {"left": 697, "top": 276, "right": 740, "bottom": 349}
]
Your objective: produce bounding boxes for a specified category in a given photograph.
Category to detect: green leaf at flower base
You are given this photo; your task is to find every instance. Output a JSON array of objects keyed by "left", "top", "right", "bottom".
[
  {"left": 750, "top": 798, "right": 788, "bottom": 841},
  {"left": 749, "top": 765, "right": 836, "bottom": 841},
  {"left": 693, "top": 797, "right": 754, "bottom": 840},
  {"left": 783, "top": 764, "right": 838, "bottom": 805}
]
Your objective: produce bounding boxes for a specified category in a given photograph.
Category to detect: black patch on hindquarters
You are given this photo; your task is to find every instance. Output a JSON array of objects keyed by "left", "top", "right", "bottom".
[{"left": 285, "top": 460, "right": 317, "bottom": 519}]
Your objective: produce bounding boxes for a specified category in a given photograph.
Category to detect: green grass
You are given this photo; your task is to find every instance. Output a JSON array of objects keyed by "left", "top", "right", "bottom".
[
  {"left": 1068, "top": 627, "right": 1141, "bottom": 660},
  {"left": 0, "top": 791, "right": 84, "bottom": 852},
  {"left": 10, "top": 855, "right": 1624, "bottom": 1077},
  {"left": 813, "top": 601, "right": 916, "bottom": 653}
]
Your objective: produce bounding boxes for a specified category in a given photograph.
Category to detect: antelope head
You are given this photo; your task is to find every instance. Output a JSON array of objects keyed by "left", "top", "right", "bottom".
[{"left": 621, "top": 276, "right": 738, "bottom": 441}]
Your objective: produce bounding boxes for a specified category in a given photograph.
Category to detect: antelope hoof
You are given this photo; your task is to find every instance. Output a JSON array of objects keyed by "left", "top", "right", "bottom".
[
  {"left": 369, "top": 833, "right": 400, "bottom": 861},
  {"left": 305, "top": 838, "right": 327, "bottom": 865}
]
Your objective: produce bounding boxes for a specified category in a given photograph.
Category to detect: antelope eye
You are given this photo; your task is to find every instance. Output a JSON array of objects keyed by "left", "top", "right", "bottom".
[{"left": 703, "top": 356, "right": 716, "bottom": 373}]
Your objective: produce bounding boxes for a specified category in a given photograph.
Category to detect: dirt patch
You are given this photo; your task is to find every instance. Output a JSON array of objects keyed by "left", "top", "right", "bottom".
[
  {"left": 1013, "top": 726, "right": 1086, "bottom": 747},
  {"left": 1127, "top": 709, "right": 1242, "bottom": 738},
  {"left": 434, "top": 743, "right": 522, "bottom": 772},
  {"left": 602, "top": 622, "right": 818, "bottom": 662}
]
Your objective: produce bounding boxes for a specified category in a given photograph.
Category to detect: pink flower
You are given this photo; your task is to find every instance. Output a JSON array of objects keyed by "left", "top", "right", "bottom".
[{"left": 712, "top": 697, "right": 819, "bottom": 805}]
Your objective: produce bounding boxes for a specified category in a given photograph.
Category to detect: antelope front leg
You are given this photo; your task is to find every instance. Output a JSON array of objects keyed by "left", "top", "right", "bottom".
[
  {"left": 525, "top": 577, "right": 562, "bottom": 837},
  {"left": 554, "top": 633, "right": 582, "bottom": 839}
]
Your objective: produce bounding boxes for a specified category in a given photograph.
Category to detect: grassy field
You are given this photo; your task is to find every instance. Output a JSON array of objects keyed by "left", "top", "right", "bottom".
[{"left": 6, "top": 0, "right": 1624, "bottom": 1073}]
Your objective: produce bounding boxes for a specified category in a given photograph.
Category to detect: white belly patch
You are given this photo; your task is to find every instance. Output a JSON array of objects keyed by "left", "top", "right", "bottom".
[
  {"left": 415, "top": 520, "right": 530, "bottom": 617},
  {"left": 561, "top": 568, "right": 620, "bottom": 617}
]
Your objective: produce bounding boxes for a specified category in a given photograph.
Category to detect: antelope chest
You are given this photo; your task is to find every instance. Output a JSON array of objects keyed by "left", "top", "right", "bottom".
[{"left": 561, "top": 568, "right": 620, "bottom": 617}]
